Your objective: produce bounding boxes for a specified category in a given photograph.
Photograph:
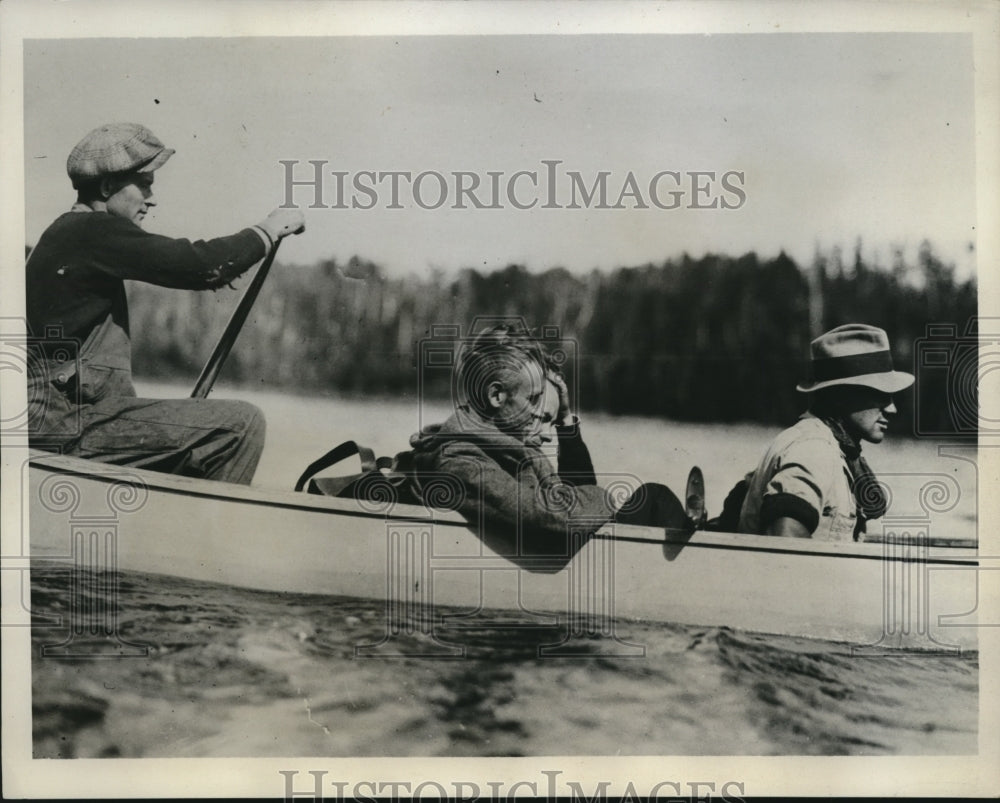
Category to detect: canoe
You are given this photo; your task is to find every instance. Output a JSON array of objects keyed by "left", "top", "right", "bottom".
[{"left": 24, "top": 450, "right": 980, "bottom": 654}]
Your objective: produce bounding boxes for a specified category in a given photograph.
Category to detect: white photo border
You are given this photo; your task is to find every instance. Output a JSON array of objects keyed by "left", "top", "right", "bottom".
[{"left": 2, "top": 0, "right": 998, "bottom": 798}]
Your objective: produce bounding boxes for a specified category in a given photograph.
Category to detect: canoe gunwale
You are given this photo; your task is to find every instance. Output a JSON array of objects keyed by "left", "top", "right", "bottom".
[
  {"left": 26, "top": 451, "right": 978, "bottom": 566},
  {"left": 25, "top": 451, "right": 981, "bottom": 650}
]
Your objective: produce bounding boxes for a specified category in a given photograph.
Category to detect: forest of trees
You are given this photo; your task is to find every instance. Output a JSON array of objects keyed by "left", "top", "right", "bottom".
[{"left": 123, "top": 241, "right": 976, "bottom": 435}]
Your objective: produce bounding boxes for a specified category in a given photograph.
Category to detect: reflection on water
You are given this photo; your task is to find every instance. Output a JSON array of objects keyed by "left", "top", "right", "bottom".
[{"left": 31, "top": 564, "right": 977, "bottom": 758}]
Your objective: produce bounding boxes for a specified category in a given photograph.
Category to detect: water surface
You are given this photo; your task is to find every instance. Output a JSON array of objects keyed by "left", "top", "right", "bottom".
[{"left": 30, "top": 385, "right": 979, "bottom": 757}]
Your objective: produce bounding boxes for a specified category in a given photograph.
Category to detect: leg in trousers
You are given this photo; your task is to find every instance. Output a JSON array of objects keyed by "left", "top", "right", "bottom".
[{"left": 61, "top": 397, "right": 266, "bottom": 485}]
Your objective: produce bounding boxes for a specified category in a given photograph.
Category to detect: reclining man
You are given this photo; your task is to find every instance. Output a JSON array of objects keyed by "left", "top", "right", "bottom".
[
  {"left": 26, "top": 122, "right": 305, "bottom": 484},
  {"left": 408, "top": 323, "right": 686, "bottom": 568},
  {"left": 737, "top": 324, "right": 914, "bottom": 540}
]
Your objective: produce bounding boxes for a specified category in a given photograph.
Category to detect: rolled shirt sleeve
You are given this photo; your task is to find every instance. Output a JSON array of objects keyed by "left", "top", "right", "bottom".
[
  {"left": 758, "top": 436, "right": 843, "bottom": 534},
  {"left": 738, "top": 415, "right": 860, "bottom": 540}
]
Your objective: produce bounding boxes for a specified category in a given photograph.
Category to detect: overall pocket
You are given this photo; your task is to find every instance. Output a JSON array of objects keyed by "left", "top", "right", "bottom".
[{"left": 77, "top": 364, "right": 135, "bottom": 404}]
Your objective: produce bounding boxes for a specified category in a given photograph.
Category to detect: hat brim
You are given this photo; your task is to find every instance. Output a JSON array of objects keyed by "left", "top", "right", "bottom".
[
  {"left": 796, "top": 370, "right": 915, "bottom": 394},
  {"left": 135, "top": 147, "right": 175, "bottom": 174}
]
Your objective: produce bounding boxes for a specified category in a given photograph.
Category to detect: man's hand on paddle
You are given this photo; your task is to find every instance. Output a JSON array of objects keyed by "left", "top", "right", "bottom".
[{"left": 259, "top": 208, "right": 306, "bottom": 242}]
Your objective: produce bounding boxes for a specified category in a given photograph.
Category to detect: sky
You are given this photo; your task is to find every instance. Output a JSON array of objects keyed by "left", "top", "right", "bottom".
[{"left": 21, "top": 31, "right": 978, "bottom": 279}]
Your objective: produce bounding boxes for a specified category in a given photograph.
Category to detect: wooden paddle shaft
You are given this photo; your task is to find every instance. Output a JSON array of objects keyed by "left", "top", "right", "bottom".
[{"left": 191, "top": 238, "right": 282, "bottom": 399}]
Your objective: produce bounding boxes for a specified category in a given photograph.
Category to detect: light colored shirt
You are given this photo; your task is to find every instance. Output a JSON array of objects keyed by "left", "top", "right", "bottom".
[{"left": 738, "top": 414, "right": 859, "bottom": 541}]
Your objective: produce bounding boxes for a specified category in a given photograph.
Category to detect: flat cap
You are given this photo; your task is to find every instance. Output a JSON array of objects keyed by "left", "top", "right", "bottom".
[{"left": 66, "top": 123, "right": 175, "bottom": 188}]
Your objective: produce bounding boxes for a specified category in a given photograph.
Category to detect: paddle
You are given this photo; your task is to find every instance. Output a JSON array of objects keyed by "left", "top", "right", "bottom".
[{"left": 191, "top": 238, "right": 282, "bottom": 399}]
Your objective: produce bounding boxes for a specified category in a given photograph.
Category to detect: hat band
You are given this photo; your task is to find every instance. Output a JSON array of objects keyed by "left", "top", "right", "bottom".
[{"left": 811, "top": 349, "right": 894, "bottom": 382}]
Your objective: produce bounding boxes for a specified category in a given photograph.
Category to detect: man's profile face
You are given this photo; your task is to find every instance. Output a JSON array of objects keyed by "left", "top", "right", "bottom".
[
  {"left": 540, "top": 377, "right": 561, "bottom": 427},
  {"left": 524, "top": 377, "right": 562, "bottom": 447},
  {"left": 839, "top": 386, "right": 898, "bottom": 444},
  {"left": 105, "top": 172, "right": 156, "bottom": 226},
  {"left": 493, "top": 359, "right": 546, "bottom": 443}
]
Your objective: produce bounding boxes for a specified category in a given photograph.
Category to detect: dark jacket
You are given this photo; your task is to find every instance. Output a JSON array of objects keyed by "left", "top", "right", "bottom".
[
  {"left": 409, "top": 410, "right": 616, "bottom": 569},
  {"left": 26, "top": 207, "right": 266, "bottom": 422}
]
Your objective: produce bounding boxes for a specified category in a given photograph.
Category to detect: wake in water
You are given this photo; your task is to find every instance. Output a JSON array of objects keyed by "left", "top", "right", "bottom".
[{"left": 30, "top": 565, "right": 977, "bottom": 757}]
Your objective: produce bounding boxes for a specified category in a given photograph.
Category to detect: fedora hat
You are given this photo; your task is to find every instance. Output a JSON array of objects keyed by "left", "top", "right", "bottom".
[
  {"left": 67, "top": 123, "right": 175, "bottom": 188},
  {"left": 796, "top": 324, "right": 914, "bottom": 394}
]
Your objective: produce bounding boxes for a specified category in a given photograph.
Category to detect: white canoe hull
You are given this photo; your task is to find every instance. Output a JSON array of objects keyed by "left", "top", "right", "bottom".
[{"left": 25, "top": 452, "right": 980, "bottom": 652}]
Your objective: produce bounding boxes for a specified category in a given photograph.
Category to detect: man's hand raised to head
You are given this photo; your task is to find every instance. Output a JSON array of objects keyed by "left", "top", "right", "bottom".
[{"left": 548, "top": 371, "right": 574, "bottom": 427}]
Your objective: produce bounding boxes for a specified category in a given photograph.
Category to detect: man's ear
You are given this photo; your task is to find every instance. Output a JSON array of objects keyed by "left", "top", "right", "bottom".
[
  {"left": 486, "top": 380, "right": 507, "bottom": 410},
  {"left": 99, "top": 176, "right": 116, "bottom": 201}
]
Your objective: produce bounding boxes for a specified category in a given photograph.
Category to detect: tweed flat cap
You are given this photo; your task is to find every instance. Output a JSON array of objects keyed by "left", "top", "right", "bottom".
[{"left": 66, "top": 123, "right": 175, "bottom": 188}]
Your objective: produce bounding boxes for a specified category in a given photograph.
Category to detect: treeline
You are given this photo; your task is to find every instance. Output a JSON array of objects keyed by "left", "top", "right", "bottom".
[{"left": 126, "top": 242, "right": 975, "bottom": 432}]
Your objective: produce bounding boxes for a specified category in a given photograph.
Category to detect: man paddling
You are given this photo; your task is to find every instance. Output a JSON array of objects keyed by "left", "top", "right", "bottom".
[
  {"left": 26, "top": 122, "right": 305, "bottom": 484},
  {"left": 737, "top": 324, "right": 913, "bottom": 540},
  {"left": 408, "top": 323, "right": 686, "bottom": 567}
]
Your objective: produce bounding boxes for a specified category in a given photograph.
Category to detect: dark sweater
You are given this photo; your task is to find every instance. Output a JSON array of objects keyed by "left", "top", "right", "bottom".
[
  {"left": 25, "top": 207, "right": 268, "bottom": 425},
  {"left": 26, "top": 207, "right": 267, "bottom": 402},
  {"left": 26, "top": 207, "right": 266, "bottom": 344}
]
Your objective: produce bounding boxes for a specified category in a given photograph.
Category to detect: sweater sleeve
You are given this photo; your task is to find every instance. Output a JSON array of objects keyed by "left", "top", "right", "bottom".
[
  {"left": 84, "top": 213, "right": 267, "bottom": 290},
  {"left": 554, "top": 417, "right": 597, "bottom": 486}
]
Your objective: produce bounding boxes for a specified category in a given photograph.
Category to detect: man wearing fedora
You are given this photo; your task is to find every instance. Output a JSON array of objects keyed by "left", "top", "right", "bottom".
[
  {"left": 737, "top": 324, "right": 914, "bottom": 541},
  {"left": 26, "top": 122, "right": 305, "bottom": 484}
]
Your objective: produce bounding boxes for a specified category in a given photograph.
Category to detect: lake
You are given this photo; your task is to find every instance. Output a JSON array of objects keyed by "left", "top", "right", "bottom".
[{"left": 30, "top": 382, "right": 979, "bottom": 758}]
